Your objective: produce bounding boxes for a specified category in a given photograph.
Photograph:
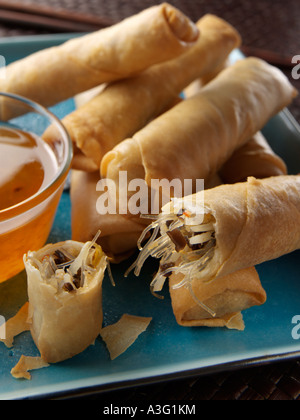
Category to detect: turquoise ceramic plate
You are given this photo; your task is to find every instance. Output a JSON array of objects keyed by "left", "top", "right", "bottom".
[{"left": 0, "top": 35, "right": 299, "bottom": 400}]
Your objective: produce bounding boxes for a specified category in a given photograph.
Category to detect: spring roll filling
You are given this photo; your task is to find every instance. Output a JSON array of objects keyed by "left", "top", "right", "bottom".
[
  {"left": 27, "top": 234, "right": 106, "bottom": 294},
  {"left": 127, "top": 202, "right": 217, "bottom": 314}
]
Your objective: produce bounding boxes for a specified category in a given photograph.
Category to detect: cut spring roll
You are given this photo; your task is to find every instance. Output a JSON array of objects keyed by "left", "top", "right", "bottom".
[
  {"left": 220, "top": 131, "right": 287, "bottom": 183},
  {"left": 167, "top": 172, "right": 267, "bottom": 329},
  {"left": 101, "top": 58, "right": 297, "bottom": 195},
  {"left": 0, "top": 3, "right": 199, "bottom": 113},
  {"left": 169, "top": 267, "right": 266, "bottom": 330},
  {"left": 129, "top": 175, "right": 300, "bottom": 289},
  {"left": 24, "top": 237, "right": 107, "bottom": 363},
  {"left": 44, "top": 14, "right": 241, "bottom": 171}
]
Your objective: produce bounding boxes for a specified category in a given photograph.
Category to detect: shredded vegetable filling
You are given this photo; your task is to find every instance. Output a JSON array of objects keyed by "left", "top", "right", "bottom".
[
  {"left": 28, "top": 232, "right": 105, "bottom": 293},
  {"left": 126, "top": 206, "right": 217, "bottom": 317}
]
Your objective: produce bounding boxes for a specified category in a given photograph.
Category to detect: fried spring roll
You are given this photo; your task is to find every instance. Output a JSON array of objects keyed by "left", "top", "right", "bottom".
[
  {"left": 70, "top": 171, "right": 148, "bottom": 261},
  {"left": 184, "top": 68, "right": 288, "bottom": 184},
  {"left": 129, "top": 175, "right": 300, "bottom": 290},
  {"left": 169, "top": 267, "right": 266, "bottom": 330},
  {"left": 101, "top": 58, "right": 297, "bottom": 194},
  {"left": 24, "top": 238, "right": 107, "bottom": 363},
  {"left": 220, "top": 132, "right": 287, "bottom": 183},
  {"left": 0, "top": 3, "right": 199, "bottom": 113},
  {"left": 183, "top": 59, "right": 230, "bottom": 97},
  {"left": 168, "top": 172, "right": 267, "bottom": 329},
  {"left": 44, "top": 14, "right": 241, "bottom": 171}
]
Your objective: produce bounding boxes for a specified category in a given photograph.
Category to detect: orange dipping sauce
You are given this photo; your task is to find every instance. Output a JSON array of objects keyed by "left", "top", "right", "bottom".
[
  {"left": 0, "top": 127, "right": 57, "bottom": 210},
  {"left": 0, "top": 127, "right": 64, "bottom": 282}
]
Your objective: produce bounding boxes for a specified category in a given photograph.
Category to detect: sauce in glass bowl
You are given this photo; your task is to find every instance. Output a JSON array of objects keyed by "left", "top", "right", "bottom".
[
  {"left": 0, "top": 92, "right": 72, "bottom": 283},
  {"left": 0, "top": 127, "right": 58, "bottom": 211}
]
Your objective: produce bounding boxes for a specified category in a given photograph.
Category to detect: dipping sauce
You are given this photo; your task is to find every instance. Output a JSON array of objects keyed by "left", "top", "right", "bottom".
[
  {"left": 0, "top": 126, "right": 63, "bottom": 282},
  {"left": 0, "top": 127, "right": 58, "bottom": 210}
]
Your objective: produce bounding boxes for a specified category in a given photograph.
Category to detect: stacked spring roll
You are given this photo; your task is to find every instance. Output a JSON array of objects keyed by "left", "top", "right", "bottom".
[
  {"left": 101, "top": 58, "right": 296, "bottom": 190},
  {"left": 70, "top": 14, "right": 244, "bottom": 258},
  {"left": 219, "top": 132, "right": 288, "bottom": 183},
  {"left": 24, "top": 236, "right": 107, "bottom": 363},
  {"left": 122, "top": 98, "right": 295, "bottom": 328},
  {"left": 43, "top": 14, "right": 241, "bottom": 171},
  {"left": 0, "top": 3, "right": 199, "bottom": 115},
  {"left": 183, "top": 63, "right": 288, "bottom": 183},
  {"left": 96, "top": 57, "right": 296, "bottom": 260},
  {"left": 23, "top": 5, "right": 297, "bottom": 331}
]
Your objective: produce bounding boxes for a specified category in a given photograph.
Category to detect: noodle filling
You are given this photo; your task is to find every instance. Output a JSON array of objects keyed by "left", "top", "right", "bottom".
[
  {"left": 128, "top": 205, "right": 217, "bottom": 294},
  {"left": 27, "top": 232, "right": 105, "bottom": 293}
]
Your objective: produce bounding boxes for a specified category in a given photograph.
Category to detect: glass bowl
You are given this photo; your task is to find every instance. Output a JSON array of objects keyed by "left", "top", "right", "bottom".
[{"left": 0, "top": 92, "right": 72, "bottom": 282}]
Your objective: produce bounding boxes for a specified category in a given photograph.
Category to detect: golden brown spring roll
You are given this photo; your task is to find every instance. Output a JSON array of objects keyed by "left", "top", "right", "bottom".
[
  {"left": 183, "top": 59, "right": 230, "bottom": 97},
  {"left": 44, "top": 14, "right": 241, "bottom": 172},
  {"left": 191, "top": 175, "right": 300, "bottom": 281},
  {"left": 184, "top": 75, "right": 287, "bottom": 183},
  {"left": 130, "top": 175, "right": 300, "bottom": 289},
  {"left": 0, "top": 3, "right": 199, "bottom": 113},
  {"left": 70, "top": 171, "right": 148, "bottom": 261},
  {"left": 220, "top": 132, "right": 287, "bottom": 183},
  {"left": 183, "top": 62, "right": 288, "bottom": 184},
  {"left": 126, "top": 175, "right": 267, "bottom": 330},
  {"left": 101, "top": 58, "right": 297, "bottom": 195},
  {"left": 24, "top": 238, "right": 107, "bottom": 363},
  {"left": 169, "top": 267, "right": 266, "bottom": 330},
  {"left": 167, "top": 173, "right": 267, "bottom": 329}
]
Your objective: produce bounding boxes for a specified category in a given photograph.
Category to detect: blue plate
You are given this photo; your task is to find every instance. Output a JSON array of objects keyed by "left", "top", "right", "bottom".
[{"left": 0, "top": 35, "right": 300, "bottom": 400}]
